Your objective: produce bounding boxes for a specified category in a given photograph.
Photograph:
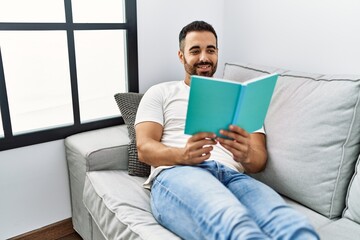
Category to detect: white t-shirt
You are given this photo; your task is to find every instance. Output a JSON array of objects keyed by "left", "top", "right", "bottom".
[{"left": 135, "top": 80, "right": 264, "bottom": 188}]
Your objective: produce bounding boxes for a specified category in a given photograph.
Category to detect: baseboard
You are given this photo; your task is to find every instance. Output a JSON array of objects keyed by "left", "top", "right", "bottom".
[{"left": 9, "top": 218, "right": 75, "bottom": 240}]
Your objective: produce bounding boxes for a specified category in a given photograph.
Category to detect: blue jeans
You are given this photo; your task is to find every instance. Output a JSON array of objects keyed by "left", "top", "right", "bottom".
[{"left": 151, "top": 160, "right": 319, "bottom": 240}]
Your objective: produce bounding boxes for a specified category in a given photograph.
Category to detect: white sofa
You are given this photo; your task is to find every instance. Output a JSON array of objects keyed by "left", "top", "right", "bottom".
[{"left": 65, "top": 63, "right": 360, "bottom": 240}]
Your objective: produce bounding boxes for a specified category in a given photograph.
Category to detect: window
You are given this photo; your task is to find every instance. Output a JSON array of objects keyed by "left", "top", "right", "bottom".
[
  {"left": 74, "top": 30, "right": 127, "bottom": 122},
  {"left": 1, "top": 31, "right": 73, "bottom": 134},
  {"left": 0, "top": 0, "right": 138, "bottom": 150}
]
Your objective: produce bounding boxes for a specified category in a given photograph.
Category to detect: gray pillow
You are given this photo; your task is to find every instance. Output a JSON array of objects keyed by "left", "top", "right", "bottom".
[
  {"left": 223, "top": 63, "right": 360, "bottom": 219},
  {"left": 114, "top": 92, "right": 150, "bottom": 177},
  {"left": 344, "top": 155, "right": 360, "bottom": 223}
]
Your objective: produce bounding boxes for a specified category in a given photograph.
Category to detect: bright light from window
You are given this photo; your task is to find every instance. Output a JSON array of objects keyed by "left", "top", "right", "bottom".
[
  {"left": 72, "top": 0, "right": 125, "bottom": 23},
  {"left": 0, "top": 0, "right": 65, "bottom": 22},
  {"left": 0, "top": 31, "right": 73, "bottom": 134},
  {"left": 74, "top": 30, "right": 126, "bottom": 122}
]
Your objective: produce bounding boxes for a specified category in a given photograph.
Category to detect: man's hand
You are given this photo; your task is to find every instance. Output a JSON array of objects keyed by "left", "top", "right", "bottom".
[
  {"left": 180, "top": 132, "right": 217, "bottom": 165},
  {"left": 216, "top": 125, "right": 267, "bottom": 173},
  {"left": 217, "top": 125, "right": 251, "bottom": 163},
  {"left": 136, "top": 121, "right": 217, "bottom": 167}
]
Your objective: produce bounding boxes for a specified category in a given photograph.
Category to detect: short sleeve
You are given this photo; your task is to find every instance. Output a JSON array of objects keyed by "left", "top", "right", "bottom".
[{"left": 135, "top": 85, "right": 165, "bottom": 127}]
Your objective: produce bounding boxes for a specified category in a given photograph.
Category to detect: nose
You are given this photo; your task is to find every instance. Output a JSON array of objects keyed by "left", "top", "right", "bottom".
[{"left": 199, "top": 51, "right": 210, "bottom": 62}]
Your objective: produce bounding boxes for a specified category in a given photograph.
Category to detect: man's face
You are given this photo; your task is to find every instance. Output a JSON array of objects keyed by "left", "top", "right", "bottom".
[{"left": 179, "top": 31, "right": 218, "bottom": 85}]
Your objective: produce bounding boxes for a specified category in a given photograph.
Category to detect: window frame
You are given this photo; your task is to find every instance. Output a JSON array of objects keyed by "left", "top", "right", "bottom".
[{"left": 0, "top": 0, "right": 138, "bottom": 151}]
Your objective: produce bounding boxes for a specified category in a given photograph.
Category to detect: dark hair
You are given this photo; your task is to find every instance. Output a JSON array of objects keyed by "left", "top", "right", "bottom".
[{"left": 179, "top": 20, "right": 218, "bottom": 51}]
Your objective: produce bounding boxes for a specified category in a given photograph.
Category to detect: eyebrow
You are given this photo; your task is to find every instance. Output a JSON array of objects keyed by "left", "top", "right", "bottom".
[{"left": 188, "top": 45, "right": 217, "bottom": 51}]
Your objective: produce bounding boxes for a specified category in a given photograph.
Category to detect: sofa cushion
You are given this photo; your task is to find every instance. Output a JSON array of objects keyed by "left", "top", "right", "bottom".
[
  {"left": 83, "top": 170, "right": 180, "bottom": 240},
  {"left": 344, "top": 155, "right": 360, "bottom": 224},
  {"left": 114, "top": 92, "right": 150, "bottom": 177},
  {"left": 65, "top": 125, "right": 130, "bottom": 172},
  {"left": 223, "top": 63, "right": 360, "bottom": 218},
  {"left": 283, "top": 197, "right": 332, "bottom": 230},
  {"left": 317, "top": 218, "right": 360, "bottom": 240}
]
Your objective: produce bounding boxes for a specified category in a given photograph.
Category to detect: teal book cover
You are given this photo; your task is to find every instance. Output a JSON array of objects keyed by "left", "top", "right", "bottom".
[{"left": 184, "top": 73, "right": 278, "bottom": 137}]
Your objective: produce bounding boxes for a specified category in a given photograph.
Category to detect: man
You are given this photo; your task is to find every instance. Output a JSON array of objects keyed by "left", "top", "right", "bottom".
[{"left": 135, "top": 20, "right": 319, "bottom": 240}]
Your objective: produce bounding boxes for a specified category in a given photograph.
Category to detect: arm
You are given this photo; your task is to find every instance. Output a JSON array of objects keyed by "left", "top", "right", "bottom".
[
  {"left": 135, "top": 121, "right": 217, "bottom": 167},
  {"left": 216, "top": 125, "right": 267, "bottom": 173}
]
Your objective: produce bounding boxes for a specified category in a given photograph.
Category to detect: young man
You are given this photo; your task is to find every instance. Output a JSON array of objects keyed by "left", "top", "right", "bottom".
[{"left": 135, "top": 21, "right": 319, "bottom": 240}]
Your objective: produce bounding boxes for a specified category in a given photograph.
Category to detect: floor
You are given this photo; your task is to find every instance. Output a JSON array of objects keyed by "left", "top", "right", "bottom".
[{"left": 57, "top": 232, "right": 83, "bottom": 240}]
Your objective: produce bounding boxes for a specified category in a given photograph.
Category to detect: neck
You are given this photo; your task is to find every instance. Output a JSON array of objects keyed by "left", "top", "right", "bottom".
[{"left": 184, "top": 75, "right": 191, "bottom": 86}]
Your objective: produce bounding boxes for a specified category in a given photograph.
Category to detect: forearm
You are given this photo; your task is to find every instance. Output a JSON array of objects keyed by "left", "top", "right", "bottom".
[
  {"left": 137, "top": 138, "right": 183, "bottom": 167},
  {"left": 135, "top": 122, "right": 217, "bottom": 167},
  {"left": 135, "top": 122, "right": 183, "bottom": 166}
]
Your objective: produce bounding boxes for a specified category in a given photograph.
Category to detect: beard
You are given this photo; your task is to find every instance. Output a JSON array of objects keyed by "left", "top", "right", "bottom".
[{"left": 184, "top": 58, "right": 218, "bottom": 77}]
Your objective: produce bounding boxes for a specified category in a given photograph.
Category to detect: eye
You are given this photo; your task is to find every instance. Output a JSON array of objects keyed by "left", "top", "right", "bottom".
[
  {"left": 190, "top": 50, "right": 200, "bottom": 55},
  {"left": 207, "top": 49, "right": 216, "bottom": 54}
]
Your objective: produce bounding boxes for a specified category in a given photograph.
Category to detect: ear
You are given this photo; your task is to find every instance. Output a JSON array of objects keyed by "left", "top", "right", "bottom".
[{"left": 178, "top": 50, "right": 185, "bottom": 64}]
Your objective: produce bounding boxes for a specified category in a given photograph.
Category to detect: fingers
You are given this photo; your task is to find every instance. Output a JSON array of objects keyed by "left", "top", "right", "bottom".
[
  {"left": 217, "top": 125, "right": 250, "bottom": 163},
  {"left": 219, "top": 140, "right": 249, "bottom": 162},
  {"left": 189, "top": 132, "right": 217, "bottom": 142},
  {"left": 184, "top": 132, "right": 217, "bottom": 164},
  {"left": 188, "top": 132, "right": 217, "bottom": 153},
  {"left": 188, "top": 145, "right": 214, "bottom": 163},
  {"left": 219, "top": 125, "right": 249, "bottom": 141}
]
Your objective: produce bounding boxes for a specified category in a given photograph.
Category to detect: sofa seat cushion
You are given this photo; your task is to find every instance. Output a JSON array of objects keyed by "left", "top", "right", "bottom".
[
  {"left": 283, "top": 197, "right": 332, "bottom": 229},
  {"left": 317, "top": 218, "right": 360, "bottom": 240},
  {"left": 83, "top": 170, "right": 180, "bottom": 240},
  {"left": 223, "top": 63, "right": 360, "bottom": 218}
]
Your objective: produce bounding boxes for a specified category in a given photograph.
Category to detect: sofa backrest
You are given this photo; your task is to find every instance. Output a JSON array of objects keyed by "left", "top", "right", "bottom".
[{"left": 223, "top": 63, "right": 360, "bottom": 219}]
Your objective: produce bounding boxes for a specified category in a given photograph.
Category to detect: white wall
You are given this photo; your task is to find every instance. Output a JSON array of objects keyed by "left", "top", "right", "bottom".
[
  {"left": 222, "top": 0, "right": 360, "bottom": 75},
  {"left": 137, "top": 0, "right": 225, "bottom": 92},
  {"left": 1, "top": 0, "right": 360, "bottom": 238},
  {"left": 0, "top": 140, "right": 71, "bottom": 239},
  {"left": 138, "top": 0, "right": 360, "bottom": 93}
]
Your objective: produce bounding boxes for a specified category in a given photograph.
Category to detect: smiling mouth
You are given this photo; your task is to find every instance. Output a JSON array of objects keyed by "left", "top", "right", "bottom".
[
  {"left": 196, "top": 63, "right": 212, "bottom": 70},
  {"left": 198, "top": 65, "right": 210, "bottom": 69}
]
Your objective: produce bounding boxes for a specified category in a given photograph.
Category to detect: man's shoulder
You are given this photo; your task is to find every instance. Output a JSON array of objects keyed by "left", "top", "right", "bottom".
[
  {"left": 151, "top": 80, "right": 183, "bottom": 89},
  {"left": 146, "top": 80, "right": 184, "bottom": 94}
]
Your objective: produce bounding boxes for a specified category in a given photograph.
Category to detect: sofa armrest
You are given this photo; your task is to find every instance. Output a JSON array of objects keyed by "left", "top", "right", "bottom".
[
  {"left": 65, "top": 125, "right": 130, "bottom": 239},
  {"left": 65, "top": 125, "right": 130, "bottom": 172}
]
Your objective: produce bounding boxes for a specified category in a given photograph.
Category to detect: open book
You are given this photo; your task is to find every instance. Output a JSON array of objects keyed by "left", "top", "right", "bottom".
[{"left": 184, "top": 73, "right": 278, "bottom": 136}]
